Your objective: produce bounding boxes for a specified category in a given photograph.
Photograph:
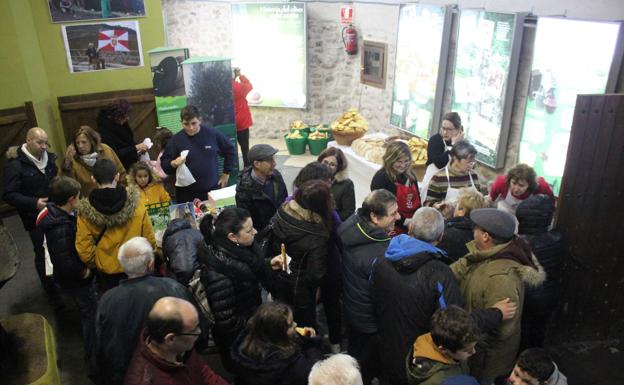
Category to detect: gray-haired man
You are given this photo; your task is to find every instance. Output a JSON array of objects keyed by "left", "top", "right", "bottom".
[{"left": 92, "top": 237, "right": 193, "bottom": 385}]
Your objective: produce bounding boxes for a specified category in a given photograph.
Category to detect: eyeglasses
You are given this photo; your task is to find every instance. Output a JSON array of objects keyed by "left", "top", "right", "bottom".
[
  {"left": 176, "top": 327, "right": 202, "bottom": 337},
  {"left": 322, "top": 161, "right": 337, "bottom": 167},
  {"left": 441, "top": 126, "right": 458, "bottom": 132}
]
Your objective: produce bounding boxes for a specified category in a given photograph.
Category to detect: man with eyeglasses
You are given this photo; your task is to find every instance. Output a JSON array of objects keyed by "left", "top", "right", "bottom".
[
  {"left": 124, "top": 297, "right": 229, "bottom": 385},
  {"left": 235, "top": 144, "right": 288, "bottom": 232},
  {"left": 92, "top": 237, "right": 198, "bottom": 385}
]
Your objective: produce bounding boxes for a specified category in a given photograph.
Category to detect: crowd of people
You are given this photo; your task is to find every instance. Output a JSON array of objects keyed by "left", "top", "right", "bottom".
[{"left": 2, "top": 103, "right": 566, "bottom": 385}]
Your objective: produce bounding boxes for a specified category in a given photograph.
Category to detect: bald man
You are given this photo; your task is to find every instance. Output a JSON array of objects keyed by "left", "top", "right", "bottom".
[
  {"left": 124, "top": 297, "right": 229, "bottom": 385},
  {"left": 3, "top": 127, "right": 59, "bottom": 302}
]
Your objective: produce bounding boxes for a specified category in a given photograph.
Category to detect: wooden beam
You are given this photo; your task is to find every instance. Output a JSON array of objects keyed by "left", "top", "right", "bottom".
[
  {"left": 59, "top": 94, "right": 155, "bottom": 112},
  {"left": 0, "top": 113, "right": 28, "bottom": 126}
]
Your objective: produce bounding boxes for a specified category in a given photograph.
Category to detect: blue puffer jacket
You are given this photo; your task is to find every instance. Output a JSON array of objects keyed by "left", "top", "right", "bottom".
[{"left": 162, "top": 219, "right": 202, "bottom": 284}]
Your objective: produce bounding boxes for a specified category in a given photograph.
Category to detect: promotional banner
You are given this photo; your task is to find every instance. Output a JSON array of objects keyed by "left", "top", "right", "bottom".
[
  {"left": 451, "top": 11, "right": 517, "bottom": 167},
  {"left": 149, "top": 47, "right": 190, "bottom": 133},
  {"left": 231, "top": 3, "right": 307, "bottom": 108},
  {"left": 518, "top": 18, "right": 620, "bottom": 195},
  {"left": 183, "top": 57, "right": 239, "bottom": 185},
  {"left": 390, "top": 4, "right": 447, "bottom": 138}
]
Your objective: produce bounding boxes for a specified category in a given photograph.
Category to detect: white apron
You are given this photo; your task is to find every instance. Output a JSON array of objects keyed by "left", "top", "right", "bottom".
[
  {"left": 496, "top": 190, "right": 523, "bottom": 215},
  {"left": 419, "top": 141, "right": 452, "bottom": 203},
  {"left": 444, "top": 166, "right": 475, "bottom": 204}
]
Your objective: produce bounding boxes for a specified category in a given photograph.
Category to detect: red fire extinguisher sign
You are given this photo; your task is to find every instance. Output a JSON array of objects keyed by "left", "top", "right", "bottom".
[{"left": 340, "top": 5, "right": 353, "bottom": 25}]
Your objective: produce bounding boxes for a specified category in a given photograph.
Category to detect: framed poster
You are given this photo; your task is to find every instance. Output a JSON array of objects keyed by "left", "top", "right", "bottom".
[
  {"left": 231, "top": 2, "right": 307, "bottom": 108},
  {"left": 450, "top": 10, "right": 524, "bottom": 168},
  {"left": 361, "top": 41, "right": 388, "bottom": 89},
  {"left": 390, "top": 4, "right": 451, "bottom": 138},
  {"left": 61, "top": 20, "right": 144, "bottom": 73},
  {"left": 48, "top": 0, "right": 146, "bottom": 23},
  {"left": 518, "top": 18, "right": 621, "bottom": 195}
]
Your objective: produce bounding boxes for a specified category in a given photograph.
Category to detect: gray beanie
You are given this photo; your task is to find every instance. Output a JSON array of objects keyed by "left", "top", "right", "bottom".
[{"left": 470, "top": 208, "right": 516, "bottom": 240}]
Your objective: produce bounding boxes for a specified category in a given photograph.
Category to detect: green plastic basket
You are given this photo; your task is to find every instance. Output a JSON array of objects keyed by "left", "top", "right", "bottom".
[
  {"left": 308, "top": 137, "right": 330, "bottom": 155},
  {"left": 284, "top": 133, "right": 308, "bottom": 155}
]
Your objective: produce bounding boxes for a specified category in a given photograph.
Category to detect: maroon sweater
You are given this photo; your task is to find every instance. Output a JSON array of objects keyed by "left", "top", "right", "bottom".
[{"left": 124, "top": 330, "right": 229, "bottom": 385}]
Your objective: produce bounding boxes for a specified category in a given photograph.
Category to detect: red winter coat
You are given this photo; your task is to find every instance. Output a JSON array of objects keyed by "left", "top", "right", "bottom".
[
  {"left": 232, "top": 75, "right": 253, "bottom": 132},
  {"left": 124, "top": 330, "right": 229, "bottom": 385}
]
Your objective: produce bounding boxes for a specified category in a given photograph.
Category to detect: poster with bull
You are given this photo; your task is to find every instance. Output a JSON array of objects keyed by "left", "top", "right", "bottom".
[{"left": 61, "top": 20, "right": 144, "bottom": 73}]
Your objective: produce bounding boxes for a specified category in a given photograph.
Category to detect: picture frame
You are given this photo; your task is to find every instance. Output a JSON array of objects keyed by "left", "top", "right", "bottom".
[
  {"left": 361, "top": 41, "right": 388, "bottom": 89},
  {"left": 48, "top": 0, "right": 146, "bottom": 23}
]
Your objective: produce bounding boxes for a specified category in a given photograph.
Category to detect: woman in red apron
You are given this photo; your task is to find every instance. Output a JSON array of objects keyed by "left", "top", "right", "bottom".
[
  {"left": 370, "top": 141, "right": 421, "bottom": 235},
  {"left": 490, "top": 163, "right": 555, "bottom": 215}
]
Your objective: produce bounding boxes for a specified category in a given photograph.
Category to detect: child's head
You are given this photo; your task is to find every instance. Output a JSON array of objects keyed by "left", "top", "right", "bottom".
[
  {"left": 129, "top": 161, "right": 157, "bottom": 188},
  {"left": 509, "top": 348, "right": 555, "bottom": 385},
  {"left": 153, "top": 127, "right": 173, "bottom": 151},
  {"left": 430, "top": 305, "right": 480, "bottom": 362},
  {"left": 454, "top": 188, "right": 489, "bottom": 217},
  {"left": 92, "top": 158, "right": 119, "bottom": 186},
  {"left": 48, "top": 176, "right": 81, "bottom": 208}
]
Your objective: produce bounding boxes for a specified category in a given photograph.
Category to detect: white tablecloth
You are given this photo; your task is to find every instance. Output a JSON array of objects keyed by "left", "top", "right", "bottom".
[{"left": 328, "top": 140, "right": 382, "bottom": 209}]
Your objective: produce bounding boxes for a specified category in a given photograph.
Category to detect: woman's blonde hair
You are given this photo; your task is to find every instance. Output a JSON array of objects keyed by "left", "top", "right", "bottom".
[
  {"left": 456, "top": 188, "right": 490, "bottom": 215},
  {"left": 382, "top": 141, "right": 415, "bottom": 181},
  {"left": 127, "top": 161, "right": 159, "bottom": 186}
]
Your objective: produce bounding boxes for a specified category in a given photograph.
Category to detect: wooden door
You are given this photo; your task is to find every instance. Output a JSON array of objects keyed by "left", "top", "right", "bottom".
[
  {"left": 0, "top": 102, "right": 37, "bottom": 215},
  {"left": 551, "top": 94, "right": 624, "bottom": 343}
]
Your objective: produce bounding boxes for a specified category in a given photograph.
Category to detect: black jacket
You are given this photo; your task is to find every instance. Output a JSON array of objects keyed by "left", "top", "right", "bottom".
[
  {"left": 268, "top": 201, "right": 330, "bottom": 308},
  {"left": 197, "top": 238, "right": 269, "bottom": 348},
  {"left": 3, "top": 146, "right": 58, "bottom": 230},
  {"left": 230, "top": 330, "right": 324, "bottom": 385},
  {"left": 331, "top": 170, "right": 355, "bottom": 221},
  {"left": 373, "top": 236, "right": 501, "bottom": 384},
  {"left": 426, "top": 133, "right": 452, "bottom": 168},
  {"left": 97, "top": 110, "right": 138, "bottom": 170},
  {"left": 93, "top": 275, "right": 192, "bottom": 385},
  {"left": 437, "top": 216, "right": 474, "bottom": 262},
  {"left": 162, "top": 219, "right": 203, "bottom": 284},
  {"left": 236, "top": 166, "right": 288, "bottom": 233},
  {"left": 36, "top": 203, "right": 90, "bottom": 288},
  {"left": 337, "top": 212, "right": 390, "bottom": 333}
]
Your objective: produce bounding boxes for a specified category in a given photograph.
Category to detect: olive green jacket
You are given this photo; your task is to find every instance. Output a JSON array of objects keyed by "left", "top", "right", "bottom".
[{"left": 451, "top": 239, "right": 546, "bottom": 381}]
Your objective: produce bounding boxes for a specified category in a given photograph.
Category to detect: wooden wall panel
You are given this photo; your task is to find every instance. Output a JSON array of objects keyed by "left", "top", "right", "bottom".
[
  {"left": 551, "top": 94, "right": 624, "bottom": 343},
  {"left": 0, "top": 102, "right": 37, "bottom": 215},
  {"left": 57, "top": 88, "right": 158, "bottom": 159}
]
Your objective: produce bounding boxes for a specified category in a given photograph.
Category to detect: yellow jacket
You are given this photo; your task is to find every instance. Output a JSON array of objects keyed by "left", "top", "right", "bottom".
[
  {"left": 137, "top": 182, "right": 171, "bottom": 207},
  {"left": 62, "top": 143, "right": 127, "bottom": 198},
  {"left": 76, "top": 184, "right": 156, "bottom": 274}
]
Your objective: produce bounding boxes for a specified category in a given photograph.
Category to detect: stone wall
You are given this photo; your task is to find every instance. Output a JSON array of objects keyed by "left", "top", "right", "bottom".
[{"left": 162, "top": 0, "right": 399, "bottom": 139}]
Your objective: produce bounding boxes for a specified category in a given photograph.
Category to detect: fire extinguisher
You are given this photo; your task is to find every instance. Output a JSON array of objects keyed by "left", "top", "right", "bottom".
[{"left": 342, "top": 24, "right": 358, "bottom": 55}]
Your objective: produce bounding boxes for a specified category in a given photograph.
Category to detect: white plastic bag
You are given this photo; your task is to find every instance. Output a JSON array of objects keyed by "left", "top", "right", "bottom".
[
  {"left": 175, "top": 150, "right": 196, "bottom": 187},
  {"left": 139, "top": 138, "right": 153, "bottom": 163}
]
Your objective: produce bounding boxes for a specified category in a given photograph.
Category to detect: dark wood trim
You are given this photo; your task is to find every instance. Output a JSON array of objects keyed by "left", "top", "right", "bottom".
[
  {"left": 59, "top": 94, "right": 155, "bottom": 112},
  {"left": 0, "top": 113, "right": 28, "bottom": 126}
]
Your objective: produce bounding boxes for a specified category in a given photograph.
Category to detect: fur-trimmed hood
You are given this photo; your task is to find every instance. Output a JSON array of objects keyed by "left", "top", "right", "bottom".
[
  {"left": 333, "top": 169, "right": 349, "bottom": 183},
  {"left": 77, "top": 184, "right": 139, "bottom": 228},
  {"left": 459, "top": 238, "right": 547, "bottom": 288}
]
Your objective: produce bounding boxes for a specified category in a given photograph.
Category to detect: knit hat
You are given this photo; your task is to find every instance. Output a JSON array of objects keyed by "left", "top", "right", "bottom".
[{"left": 470, "top": 208, "right": 516, "bottom": 240}]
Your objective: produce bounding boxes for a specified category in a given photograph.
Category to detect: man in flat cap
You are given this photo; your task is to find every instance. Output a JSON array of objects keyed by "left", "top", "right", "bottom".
[
  {"left": 451, "top": 208, "right": 546, "bottom": 383},
  {"left": 235, "top": 144, "right": 288, "bottom": 232}
]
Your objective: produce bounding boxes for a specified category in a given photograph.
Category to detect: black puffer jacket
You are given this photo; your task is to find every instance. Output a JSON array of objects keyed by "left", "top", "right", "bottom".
[
  {"left": 36, "top": 203, "right": 91, "bottom": 288},
  {"left": 162, "top": 219, "right": 202, "bottom": 284},
  {"left": 437, "top": 216, "right": 474, "bottom": 262},
  {"left": 516, "top": 194, "right": 555, "bottom": 235},
  {"left": 230, "top": 330, "right": 324, "bottom": 385},
  {"left": 236, "top": 166, "right": 288, "bottom": 233},
  {"left": 3, "top": 146, "right": 58, "bottom": 230},
  {"left": 373, "top": 235, "right": 502, "bottom": 384},
  {"left": 268, "top": 200, "right": 330, "bottom": 308},
  {"left": 198, "top": 238, "right": 269, "bottom": 348},
  {"left": 337, "top": 212, "right": 390, "bottom": 333},
  {"left": 97, "top": 110, "right": 138, "bottom": 170}
]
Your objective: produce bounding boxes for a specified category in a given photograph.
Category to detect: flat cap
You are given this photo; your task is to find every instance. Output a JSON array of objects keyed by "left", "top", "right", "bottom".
[
  {"left": 248, "top": 144, "right": 278, "bottom": 163},
  {"left": 470, "top": 208, "right": 516, "bottom": 240}
]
